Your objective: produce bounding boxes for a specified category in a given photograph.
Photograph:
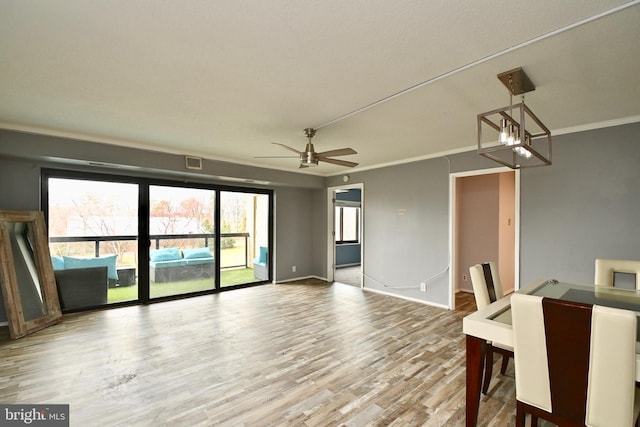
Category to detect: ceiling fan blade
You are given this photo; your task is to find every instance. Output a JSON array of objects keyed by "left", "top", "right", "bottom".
[
  {"left": 272, "top": 142, "right": 302, "bottom": 155},
  {"left": 320, "top": 157, "right": 359, "bottom": 168},
  {"left": 299, "top": 163, "right": 309, "bottom": 169},
  {"left": 317, "top": 148, "right": 357, "bottom": 157},
  {"left": 254, "top": 155, "right": 298, "bottom": 159}
]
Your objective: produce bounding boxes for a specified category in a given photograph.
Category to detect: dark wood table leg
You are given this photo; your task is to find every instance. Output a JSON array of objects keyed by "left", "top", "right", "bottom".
[{"left": 466, "top": 334, "right": 486, "bottom": 427}]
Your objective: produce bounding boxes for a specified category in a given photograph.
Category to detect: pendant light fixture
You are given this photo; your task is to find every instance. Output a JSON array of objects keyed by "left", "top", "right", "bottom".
[{"left": 477, "top": 67, "right": 551, "bottom": 168}]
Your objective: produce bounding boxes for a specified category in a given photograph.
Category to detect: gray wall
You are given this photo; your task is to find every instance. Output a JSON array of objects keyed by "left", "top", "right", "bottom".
[
  {"left": 328, "top": 157, "right": 452, "bottom": 306},
  {"left": 274, "top": 187, "right": 325, "bottom": 280},
  {"left": 519, "top": 123, "right": 640, "bottom": 285},
  {"left": 0, "top": 130, "right": 325, "bottom": 190},
  {"left": 0, "top": 157, "right": 42, "bottom": 210},
  {"left": 336, "top": 244, "right": 361, "bottom": 266},
  {"left": 326, "top": 122, "right": 640, "bottom": 307},
  {"left": 0, "top": 129, "right": 325, "bottom": 295},
  {"left": 1, "top": 122, "right": 639, "bottom": 311}
]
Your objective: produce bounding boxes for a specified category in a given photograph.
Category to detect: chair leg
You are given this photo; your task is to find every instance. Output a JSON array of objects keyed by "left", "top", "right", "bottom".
[
  {"left": 500, "top": 353, "right": 509, "bottom": 375},
  {"left": 482, "top": 344, "right": 494, "bottom": 394},
  {"left": 515, "top": 401, "right": 526, "bottom": 427},
  {"left": 530, "top": 415, "right": 538, "bottom": 427}
]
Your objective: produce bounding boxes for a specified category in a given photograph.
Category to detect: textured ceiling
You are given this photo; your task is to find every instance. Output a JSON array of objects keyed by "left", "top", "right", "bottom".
[{"left": 1, "top": 1, "right": 639, "bottom": 175}]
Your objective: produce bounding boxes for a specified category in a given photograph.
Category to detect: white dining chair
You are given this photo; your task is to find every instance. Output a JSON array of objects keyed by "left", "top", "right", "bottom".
[
  {"left": 594, "top": 258, "right": 640, "bottom": 290},
  {"left": 511, "top": 293, "right": 640, "bottom": 427},
  {"left": 469, "top": 261, "right": 513, "bottom": 394}
]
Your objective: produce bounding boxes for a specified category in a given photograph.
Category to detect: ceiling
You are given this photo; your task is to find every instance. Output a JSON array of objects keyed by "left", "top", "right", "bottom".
[{"left": 1, "top": 1, "right": 639, "bottom": 176}]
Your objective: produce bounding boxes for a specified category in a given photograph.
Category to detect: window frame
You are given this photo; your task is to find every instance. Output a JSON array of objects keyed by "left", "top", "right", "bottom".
[
  {"left": 41, "top": 168, "right": 273, "bottom": 310},
  {"left": 335, "top": 202, "right": 360, "bottom": 245}
]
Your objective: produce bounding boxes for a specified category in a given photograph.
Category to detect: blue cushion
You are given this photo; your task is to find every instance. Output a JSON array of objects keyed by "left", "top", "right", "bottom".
[
  {"left": 150, "top": 259, "right": 187, "bottom": 268},
  {"left": 63, "top": 255, "right": 118, "bottom": 280},
  {"left": 182, "top": 247, "right": 212, "bottom": 260},
  {"left": 254, "top": 246, "right": 268, "bottom": 264},
  {"left": 149, "top": 248, "right": 182, "bottom": 262},
  {"left": 185, "top": 257, "right": 214, "bottom": 266},
  {"left": 51, "top": 256, "right": 65, "bottom": 270}
]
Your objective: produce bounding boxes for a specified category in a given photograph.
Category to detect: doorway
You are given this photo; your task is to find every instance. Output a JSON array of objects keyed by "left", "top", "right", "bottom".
[
  {"left": 327, "top": 183, "right": 364, "bottom": 287},
  {"left": 449, "top": 167, "right": 519, "bottom": 310}
]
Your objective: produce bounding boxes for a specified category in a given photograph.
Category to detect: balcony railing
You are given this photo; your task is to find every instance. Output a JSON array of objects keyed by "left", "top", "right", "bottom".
[{"left": 49, "top": 233, "right": 252, "bottom": 269}]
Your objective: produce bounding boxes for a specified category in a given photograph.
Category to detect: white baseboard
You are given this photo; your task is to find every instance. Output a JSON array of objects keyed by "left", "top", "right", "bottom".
[
  {"left": 363, "top": 286, "right": 450, "bottom": 310},
  {"left": 275, "top": 275, "right": 327, "bottom": 284}
]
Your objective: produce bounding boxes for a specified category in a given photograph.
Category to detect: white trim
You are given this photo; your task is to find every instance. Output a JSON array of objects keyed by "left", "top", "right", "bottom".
[
  {"left": 514, "top": 172, "right": 521, "bottom": 291},
  {"left": 327, "top": 183, "right": 364, "bottom": 287},
  {"left": 449, "top": 167, "right": 521, "bottom": 310},
  {"left": 326, "top": 115, "right": 640, "bottom": 177},
  {"left": 551, "top": 115, "right": 640, "bottom": 137},
  {"left": 6, "top": 114, "right": 639, "bottom": 179},
  {"left": 363, "top": 286, "right": 450, "bottom": 310},
  {"left": 275, "top": 275, "right": 327, "bottom": 283}
]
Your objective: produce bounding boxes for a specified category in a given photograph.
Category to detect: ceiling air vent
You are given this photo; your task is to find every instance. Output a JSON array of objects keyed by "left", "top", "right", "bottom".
[{"left": 185, "top": 156, "right": 203, "bottom": 170}]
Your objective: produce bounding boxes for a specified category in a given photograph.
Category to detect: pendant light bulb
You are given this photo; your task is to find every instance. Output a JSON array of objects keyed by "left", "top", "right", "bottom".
[{"left": 499, "top": 119, "right": 509, "bottom": 144}]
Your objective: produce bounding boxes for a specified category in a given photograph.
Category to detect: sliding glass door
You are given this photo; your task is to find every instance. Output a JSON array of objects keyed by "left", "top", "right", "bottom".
[
  {"left": 220, "top": 191, "right": 270, "bottom": 287},
  {"left": 47, "top": 177, "right": 139, "bottom": 307},
  {"left": 149, "top": 185, "right": 216, "bottom": 298},
  {"left": 44, "top": 170, "right": 272, "bottom": 311}
]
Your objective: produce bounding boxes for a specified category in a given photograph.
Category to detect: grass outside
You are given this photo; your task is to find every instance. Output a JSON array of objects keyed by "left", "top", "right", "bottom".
[{"left": 108, "top": 267, "right": 258, "bottom": 303}]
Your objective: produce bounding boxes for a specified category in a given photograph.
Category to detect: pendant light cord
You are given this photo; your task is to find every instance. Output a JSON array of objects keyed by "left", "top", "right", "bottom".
[{"left": 313, "top": 0, "right": 640, "bottom": 131}]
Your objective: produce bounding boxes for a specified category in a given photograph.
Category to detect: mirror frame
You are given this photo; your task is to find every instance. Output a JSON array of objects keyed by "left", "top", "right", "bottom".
[{"left": 0, "top": 210, "right": 62, "bottom": 339}]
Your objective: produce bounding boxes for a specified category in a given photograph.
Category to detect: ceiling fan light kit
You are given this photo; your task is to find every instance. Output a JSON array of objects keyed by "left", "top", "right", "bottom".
[
  {"left": 477, "top": 67, "right": 552, "bottom": 169},
  {"left": 259, "top": 127, "right": 359, "bottom": 169},
  {"left": 300, "top": 128, "right": 319, "bottom": 167}
]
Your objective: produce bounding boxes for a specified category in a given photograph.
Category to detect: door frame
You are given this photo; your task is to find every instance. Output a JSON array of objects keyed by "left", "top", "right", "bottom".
[
  {"left": 448, "top": 167, "right": 520, "bottom": 310},
  {"left": 326, "top": 182, "right": 364, "bottom": 285}
]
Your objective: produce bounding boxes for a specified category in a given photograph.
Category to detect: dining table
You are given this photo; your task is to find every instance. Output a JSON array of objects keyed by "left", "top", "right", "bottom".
[{"left": 462, "top": 278, "right": 640, "bottom": 427}]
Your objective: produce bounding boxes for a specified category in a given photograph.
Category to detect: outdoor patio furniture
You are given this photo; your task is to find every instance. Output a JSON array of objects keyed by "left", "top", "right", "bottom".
[
  {"left": 149, "top": 247, "right": 215, "bottom": 283},
  {"left": 254, "top": 246, "right": 268, "bottom": 280}
]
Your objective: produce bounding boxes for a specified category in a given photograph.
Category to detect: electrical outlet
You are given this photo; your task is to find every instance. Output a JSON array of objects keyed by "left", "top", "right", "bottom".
[
  {"left": 292, "top": 265, "right": 296, "bottom": 273},
  {"left": 420, "top": 282, "right": 426, "bottom": 292},
  {"left": 463, "top": 274, "right": 468, "bottom": 281}
]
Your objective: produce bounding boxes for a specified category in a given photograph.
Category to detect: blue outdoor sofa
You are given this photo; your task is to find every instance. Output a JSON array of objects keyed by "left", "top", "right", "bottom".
[{"left": 149, "top": 247, "right": 214, "bottom": 283}]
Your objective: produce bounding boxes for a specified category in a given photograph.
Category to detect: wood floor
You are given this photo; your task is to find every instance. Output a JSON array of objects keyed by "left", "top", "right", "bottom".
[{"left": 0, "top": 281, "right": 523, "bottom": 426}]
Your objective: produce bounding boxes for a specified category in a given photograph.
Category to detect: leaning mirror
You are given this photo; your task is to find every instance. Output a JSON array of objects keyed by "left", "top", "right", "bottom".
[{"left": 0, "top": 210, "right": 62, "bottom": 339}]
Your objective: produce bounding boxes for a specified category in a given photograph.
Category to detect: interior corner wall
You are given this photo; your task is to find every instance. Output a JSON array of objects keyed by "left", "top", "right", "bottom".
[
  {"left": 328, "top": 157, "right": 452, "bottom": 306},
  {"left": 273, "top": 187, "right": 324, "bottom": 281}
]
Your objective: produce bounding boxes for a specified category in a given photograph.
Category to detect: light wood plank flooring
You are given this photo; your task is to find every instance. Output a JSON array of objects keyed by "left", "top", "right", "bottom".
[
  {"left": 0, "top": 281, "right": 522, "bottom": 426},
  {"left": 334, "top": 266, "right": 362, "bottom": 287}
]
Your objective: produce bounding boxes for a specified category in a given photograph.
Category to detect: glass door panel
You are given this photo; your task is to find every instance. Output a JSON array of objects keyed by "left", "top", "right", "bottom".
[
  {"left": 47, "top": 178, "right": 139, "bottom": 307},
  {"left": 149, "top": 185, "right": 216, "bottom": 298},
  {"left": 220, "top": 191, "right": 270, "bottom": 287}
]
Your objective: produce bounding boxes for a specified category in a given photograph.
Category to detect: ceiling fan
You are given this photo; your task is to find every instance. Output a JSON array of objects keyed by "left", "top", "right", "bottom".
[{"left": 257, "top": 128, "right": 358, "bottom": 168}]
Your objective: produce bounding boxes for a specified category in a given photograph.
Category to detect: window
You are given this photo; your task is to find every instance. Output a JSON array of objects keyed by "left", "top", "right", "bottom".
[
  {"left": 43, "top": 169, "right": 273, "bottom": 311},
  {"left": 335, "top": 206, "right": 360, "bottom": 244},
  {"left": 47, "top": 177, "right": 139, "bottom": 305}
]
